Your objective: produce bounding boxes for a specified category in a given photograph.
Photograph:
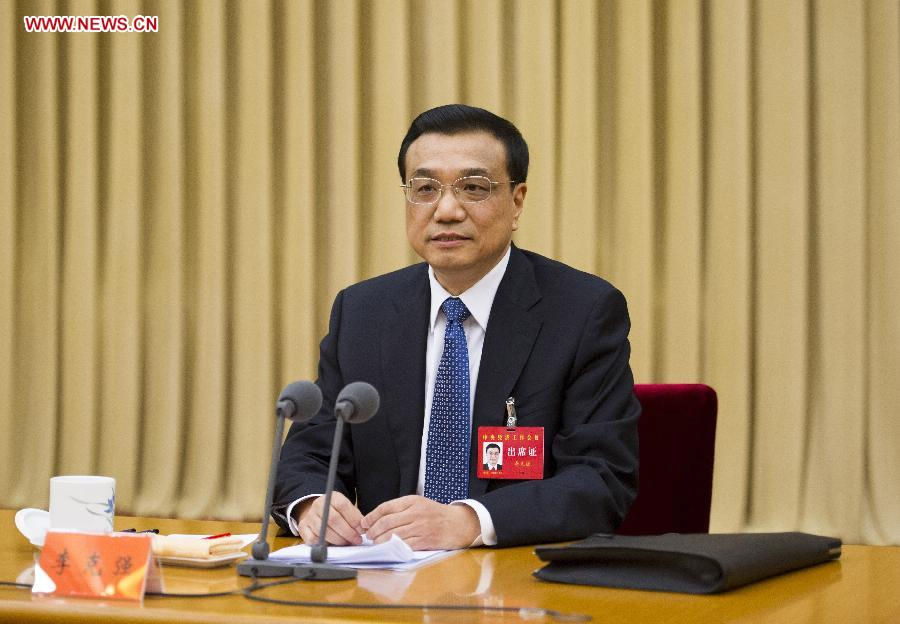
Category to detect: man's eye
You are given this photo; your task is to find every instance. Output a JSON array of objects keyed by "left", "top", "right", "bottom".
[
  {"left": 413, "top": 181, "right": 438, "bottom": 193},
  {"left": 461, "top": 180, "right": 491, "bottom": 194}
]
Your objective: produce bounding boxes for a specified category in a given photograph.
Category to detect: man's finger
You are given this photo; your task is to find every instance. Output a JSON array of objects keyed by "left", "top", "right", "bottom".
[
  {"left": 324, "top": 525, "right": 359, "bottom": 546},
  {"left": 296, "top": 492, "right": 364, "bottom": 545},
  {"left": 330, "top": 493, "right": 365, "bottom": 531},
  {"left": 298, "top": 523, "right": 317, "bottom": 545},
  {"left": 360, "top": 501, "right": 391, "bottom": 529},
  {"left": 361, "top": 496, "right": 413, "bottom": 530},
  {"left": 297, "top": 505, "right": 320, "bottom": 543},
  {"left": 324, "top": 505, "right": 363, "bottom": 545},
  {"left": 323, "top": 492, "right": 363, "bottom": 544},
  {"left": 371, "top": 525, "right": 418, "bottom": 545},
  {"left": 394, "top": 534, "right": 429, "bottom": 550},
  {"left": 366, "top": 508, "right": 415, "bottom": 541}
]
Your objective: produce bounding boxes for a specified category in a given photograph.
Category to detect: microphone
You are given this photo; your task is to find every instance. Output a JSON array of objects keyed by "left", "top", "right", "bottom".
[
  {"left": 237, "top": 381, "right": 322, "bottom": 578},
  {"left": 333, "top": 380, "right": 381, "bottom": 424},
  {"left": 276, "top": 380, "right": 323, "bottom": 423},
  {"left": 311, "top": 382, "right": 380, "bottom": 567}
]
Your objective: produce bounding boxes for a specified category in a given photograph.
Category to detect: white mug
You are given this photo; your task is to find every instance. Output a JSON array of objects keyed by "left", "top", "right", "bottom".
[{"left": 49, "top": 475, "right": 116, "bottom": 533}]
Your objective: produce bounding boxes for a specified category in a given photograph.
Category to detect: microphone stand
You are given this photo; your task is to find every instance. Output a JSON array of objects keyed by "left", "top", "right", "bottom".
[
  {"left": 238, "top": 382, "right": 374, "bottom": 581},
  {"left": 237, "top": 402, "right": 299, "bottom": 578},
  {"left": 302, "top": 382, "right": 378, "bottom": 578},
  {"left": 312, "top": 415, "right": 344, "bottom": 564},
  {"left": 300, "top": 413, "right": 356, "bottom": 580},
  {"left": 238, "top": 398, "right": 356, "bottom": 580}
]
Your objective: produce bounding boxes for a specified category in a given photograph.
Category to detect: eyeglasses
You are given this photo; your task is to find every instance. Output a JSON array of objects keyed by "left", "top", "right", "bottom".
[{"left": 400, "top": 175, "right": 517, "bottom": 206}]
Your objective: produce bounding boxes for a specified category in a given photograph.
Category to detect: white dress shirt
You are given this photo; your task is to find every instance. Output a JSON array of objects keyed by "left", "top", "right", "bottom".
[
  {"left": 288, "top": 246, "right": 511, "bottom": 546},
  {"left": 418, "top": 245, "right": 511, "bottom": 546}
]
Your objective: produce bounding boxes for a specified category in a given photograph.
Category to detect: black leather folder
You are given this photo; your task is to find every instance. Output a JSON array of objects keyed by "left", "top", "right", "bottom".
[{"left": 534, "top": 532, "right": 841, "bottom": 594}]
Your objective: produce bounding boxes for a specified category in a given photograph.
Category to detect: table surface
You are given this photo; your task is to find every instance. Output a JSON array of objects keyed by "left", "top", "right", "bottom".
[{"left": 1, "top": 509, "right": 898, "bottom": 623}]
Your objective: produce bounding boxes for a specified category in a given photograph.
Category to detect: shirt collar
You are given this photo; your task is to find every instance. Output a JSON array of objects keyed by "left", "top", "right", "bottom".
[{"left": 428, "top": 245, "right": 512, "bottom": 333}]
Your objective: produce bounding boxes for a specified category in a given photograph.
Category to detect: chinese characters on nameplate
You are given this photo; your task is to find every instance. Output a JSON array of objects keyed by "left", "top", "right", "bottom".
[{"left": 34, "top": 531, "right": 160, "bottom": 602}]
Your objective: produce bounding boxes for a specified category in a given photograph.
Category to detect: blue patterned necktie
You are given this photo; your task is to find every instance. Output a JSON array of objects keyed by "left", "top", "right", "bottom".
[{"left": 424, "top": 297, "right": 471, "bottom": 504}]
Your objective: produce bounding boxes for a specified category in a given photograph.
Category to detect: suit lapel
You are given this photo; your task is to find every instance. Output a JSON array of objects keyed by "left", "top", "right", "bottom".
[
  {"left": 468, "top": 247, "right": 542, "bottom": 497},
  {"left": 380, "top": 266, "right": 430, "bottom": 496}
]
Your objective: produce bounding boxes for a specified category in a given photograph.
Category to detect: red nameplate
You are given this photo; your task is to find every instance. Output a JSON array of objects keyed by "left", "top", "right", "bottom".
[
  {"left": 476, "top": 426, "right": 544, "bottom": 480},
  {"left": 36, "top": 531, "right": 154, "bottom": 601}
]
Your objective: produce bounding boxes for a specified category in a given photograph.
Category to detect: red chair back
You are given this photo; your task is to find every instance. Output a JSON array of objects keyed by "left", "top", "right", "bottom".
[{"left": 617, "top": 384, "right": 717, "bottom": 535}]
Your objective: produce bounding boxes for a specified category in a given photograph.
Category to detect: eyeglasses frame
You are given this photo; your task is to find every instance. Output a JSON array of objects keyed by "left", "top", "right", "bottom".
[{"left": 400, "top": 175, "right": 519, "bottom": 206}]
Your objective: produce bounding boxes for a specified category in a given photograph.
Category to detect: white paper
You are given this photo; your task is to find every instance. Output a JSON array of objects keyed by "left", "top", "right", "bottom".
[
  {"left": 349, "top": 549, "right": 457, "bottom": 571},
  {"left": 268, "top": 534, "right": 457, "bottom": 571}
]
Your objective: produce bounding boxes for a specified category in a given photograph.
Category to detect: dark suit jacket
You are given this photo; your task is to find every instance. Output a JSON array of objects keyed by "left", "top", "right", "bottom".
[{"left": 274, "top": 246, "right": 640, "bottom": 546}]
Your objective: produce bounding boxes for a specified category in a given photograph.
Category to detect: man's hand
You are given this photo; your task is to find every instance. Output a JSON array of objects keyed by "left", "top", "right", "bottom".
[
  {"left": 360, "top": 495, "right": 480, "bottom": 550},
  {"left": 293, "top": 492, "right": 364, "bottom": 546}
]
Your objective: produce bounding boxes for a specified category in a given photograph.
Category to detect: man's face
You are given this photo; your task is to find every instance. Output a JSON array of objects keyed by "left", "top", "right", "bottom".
[
  {"left": 487, "top": 447, "right": 500, "bottom": 466},
  {"left": 404, "top": 131, "right": 526, "bottom": 294}
]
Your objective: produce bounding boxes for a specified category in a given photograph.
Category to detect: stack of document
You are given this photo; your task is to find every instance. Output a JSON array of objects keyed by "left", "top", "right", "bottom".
[{"left": 269, "top": 534, "right": 456, "bottom": 571}]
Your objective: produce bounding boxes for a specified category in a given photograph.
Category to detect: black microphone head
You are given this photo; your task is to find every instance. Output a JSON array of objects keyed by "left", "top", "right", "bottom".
[
  {"left": 278, "top": 380, "right": 323, "bottom": 423},
  {"left": 334, "top": 381, "right": 380, "bottom": 424}
]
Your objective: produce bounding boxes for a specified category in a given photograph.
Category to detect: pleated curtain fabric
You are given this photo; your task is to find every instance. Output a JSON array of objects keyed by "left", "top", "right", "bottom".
[{"left": 1, "top": 0, "right": 898, "bottom": 546}]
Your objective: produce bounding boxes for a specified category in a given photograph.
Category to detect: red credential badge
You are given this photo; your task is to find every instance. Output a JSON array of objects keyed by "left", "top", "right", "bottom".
[{"left": 476, "top": 426, "right": 544, "bottom": 480}]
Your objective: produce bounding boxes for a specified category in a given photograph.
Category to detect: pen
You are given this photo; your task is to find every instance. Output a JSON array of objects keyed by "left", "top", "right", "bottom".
[
  {"left": 121, "top": 528, "right": 160, "bottom": 534},
  {"left": 204, "top": 532, "right": 232, "bottom": 540}
]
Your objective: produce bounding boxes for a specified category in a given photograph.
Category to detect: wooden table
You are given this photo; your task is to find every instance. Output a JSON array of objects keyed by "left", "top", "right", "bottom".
[{"left": 1, "top": 509, "right": 898, "bottom": 623}]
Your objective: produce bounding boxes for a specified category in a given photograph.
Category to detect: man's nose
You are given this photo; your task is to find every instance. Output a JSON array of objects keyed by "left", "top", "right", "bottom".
[{"left": 432, "top": 187, "right": 466, "bottom": 222}]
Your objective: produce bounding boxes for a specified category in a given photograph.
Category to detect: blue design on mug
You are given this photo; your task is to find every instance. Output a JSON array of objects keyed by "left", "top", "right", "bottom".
[{"left": 70, "top": 491, "right": 115, "bottom": 531}]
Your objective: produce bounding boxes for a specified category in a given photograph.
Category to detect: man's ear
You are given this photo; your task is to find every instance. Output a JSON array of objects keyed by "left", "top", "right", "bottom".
[{"left": 511, "top": 183, "right": 527, "bottom": 231}]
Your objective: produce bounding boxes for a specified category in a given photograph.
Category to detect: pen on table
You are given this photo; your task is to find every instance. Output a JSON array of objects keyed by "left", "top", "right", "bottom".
[
  {"left": 121, "top": 528, "right": 160, "bottom": 534},
  {"left": 203, "top": 532, "right": 232, "bottom": 540}
]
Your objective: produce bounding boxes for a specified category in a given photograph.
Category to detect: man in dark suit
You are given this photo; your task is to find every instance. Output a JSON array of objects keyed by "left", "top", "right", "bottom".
[
  {"left": 273, "top": 104, "right": 639, "bottom": 549},
  {"left": 483, "top": 443, "right": 502, "bottom": 471}
]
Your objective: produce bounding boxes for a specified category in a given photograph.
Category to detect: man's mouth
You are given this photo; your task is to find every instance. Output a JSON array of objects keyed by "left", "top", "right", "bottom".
[{"left": 431, "top": 233, "right": 469, "bottom": 242}]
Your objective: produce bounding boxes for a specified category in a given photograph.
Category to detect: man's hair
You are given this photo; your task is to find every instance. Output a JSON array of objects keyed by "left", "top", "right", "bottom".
[
  {"left": 486, "top": 443, "right": 501, "bottom": 453},
  {"left": 398, "top": 104, "right": 529, "bottom": 183}
]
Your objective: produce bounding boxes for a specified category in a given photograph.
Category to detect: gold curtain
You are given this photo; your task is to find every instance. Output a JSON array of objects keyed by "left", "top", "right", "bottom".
[{"left": 1, "top": 0, "right": 898, "bottom": 545}]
